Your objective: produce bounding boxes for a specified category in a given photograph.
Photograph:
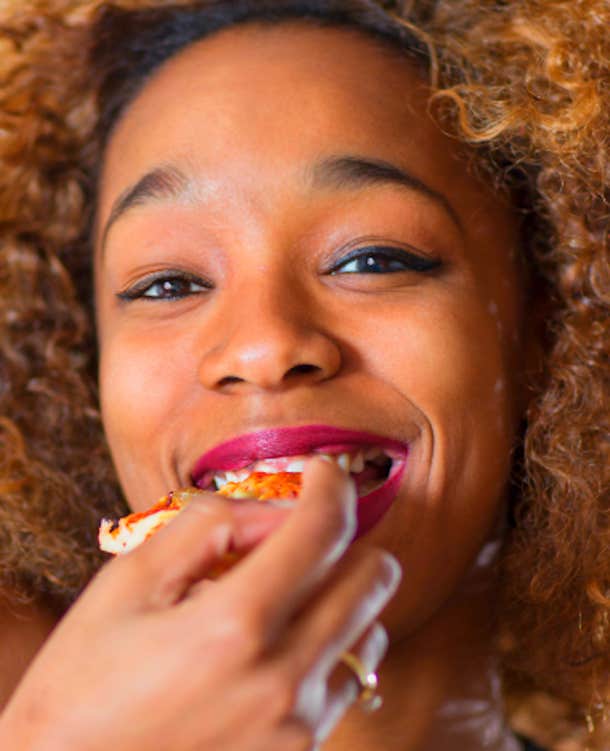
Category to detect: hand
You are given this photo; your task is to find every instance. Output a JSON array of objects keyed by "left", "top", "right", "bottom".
[{"left": 0, "top": 458, "right": 401, "bottom": 751}]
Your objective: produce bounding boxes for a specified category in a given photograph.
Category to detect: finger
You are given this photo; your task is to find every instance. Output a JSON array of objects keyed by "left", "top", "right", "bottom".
[
  {"left": 261, "top": 720, "right": 318, "bottom": 751},
  {"left": 100, "top": 493, "right": 291, "bottom": 610},
  {"left": 316, "top": 622, "right": 389, "bottom": 742},
  {"left": 275, "top": 544, "right": 400, "bottom": 682},
  {"left": 216, "top": 457, "right": 357, "bottom": 640}
]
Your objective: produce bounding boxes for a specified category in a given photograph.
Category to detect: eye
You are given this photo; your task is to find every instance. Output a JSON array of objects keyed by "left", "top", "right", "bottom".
[
  {"left": 330, "top": 245, "right": 441, "bottom": 275},
  {"left": 117, "top": 271, "right": 212, "bottom": 302}
]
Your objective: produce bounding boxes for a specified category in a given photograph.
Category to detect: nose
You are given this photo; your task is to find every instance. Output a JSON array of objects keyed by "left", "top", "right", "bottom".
[{"left": 197, "top": 284, "right": 342, "bottom": 392}]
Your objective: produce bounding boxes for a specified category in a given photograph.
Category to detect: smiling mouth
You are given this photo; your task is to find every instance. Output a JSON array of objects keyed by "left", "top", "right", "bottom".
[{"left": 198, "top": 447, "right": 397, "bottom": 499}]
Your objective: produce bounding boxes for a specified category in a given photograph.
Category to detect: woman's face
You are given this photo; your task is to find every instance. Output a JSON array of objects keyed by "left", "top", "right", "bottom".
[{"left": 95, "top": 23, "right": 527, "bottom": 635}]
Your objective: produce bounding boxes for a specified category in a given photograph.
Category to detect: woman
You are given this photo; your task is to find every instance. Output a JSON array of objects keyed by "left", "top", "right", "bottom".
[{"left": 0, "top": 0, "right": 608, "bottom": 749}]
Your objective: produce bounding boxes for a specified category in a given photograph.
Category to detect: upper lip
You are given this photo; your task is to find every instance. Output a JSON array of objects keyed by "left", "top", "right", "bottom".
[{"left": 190, "top": 424, "right": 409, "bottom": 486}]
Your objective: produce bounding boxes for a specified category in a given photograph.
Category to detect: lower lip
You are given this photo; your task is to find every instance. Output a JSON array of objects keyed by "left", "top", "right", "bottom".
[{"left": 354, "top": 458, "right": 406, "bottom": 539}]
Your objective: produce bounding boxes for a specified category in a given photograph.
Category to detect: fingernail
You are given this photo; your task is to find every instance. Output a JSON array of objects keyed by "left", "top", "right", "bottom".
[{"left": 384, "top": 556, "right": 402, "bottom": 595}]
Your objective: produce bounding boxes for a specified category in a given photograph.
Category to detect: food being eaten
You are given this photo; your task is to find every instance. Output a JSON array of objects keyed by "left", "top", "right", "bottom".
[
  {"left": 98, "top": 473, "right": 302, "bottom": 557},
  {"left": 99, "top": 444, "right": 403, "bottom": 558},
  {"left": 215, "top": 471, "right": 301, "bottom": 501}
]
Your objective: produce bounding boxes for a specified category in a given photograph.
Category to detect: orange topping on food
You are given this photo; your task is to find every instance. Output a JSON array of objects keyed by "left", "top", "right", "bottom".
[
  {"left": 116, "top": 492, "right": 184, "bottom": 528},
  {"left": 217, "top": 471, "right": 302, "bottom": 501},
  {"left": 98, "top": 474, "right": 302, "bottom": 559}
]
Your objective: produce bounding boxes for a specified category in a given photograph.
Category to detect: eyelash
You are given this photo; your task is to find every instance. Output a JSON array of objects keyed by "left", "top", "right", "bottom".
[
  {"left": 116, "top": 246, "right": 440, "bottom": 302},
  {"left": 116, "top": 272, "right": 212, "bottom": 302},
  {"left": 329, "top": 245, "right": 441, "bottom": 275}
]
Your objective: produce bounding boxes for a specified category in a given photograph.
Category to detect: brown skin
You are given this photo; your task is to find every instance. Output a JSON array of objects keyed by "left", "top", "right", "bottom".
[
  {"left": 0, "top": 601, "right": 56, "bottom": 710},
  {"left": 93, "top": 24, "right": 527, "bottom": 749},
  {"left": 0, "top": 23, "right": 530, "bottom": 751},
  {"left": 1, "top": 459, "right": 400, "bottom": 751},
  {"left": 97, "top": 23, "right": 524, "bottom": 663}
]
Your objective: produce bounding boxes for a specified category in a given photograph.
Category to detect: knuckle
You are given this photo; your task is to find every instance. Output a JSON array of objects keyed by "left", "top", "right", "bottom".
[
  {"left": 111, "top": 551, "right": 180, "bottom": 609},
  {"left": 210, "top": 603, "right": 268, "bottom": 657},
  {"left": 260, "top": 664, "right": 304, "bottom": 720}
]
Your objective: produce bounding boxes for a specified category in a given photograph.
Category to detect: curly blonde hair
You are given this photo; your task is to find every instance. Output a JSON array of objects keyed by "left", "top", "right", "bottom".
[{"left": 0, "top": 0, "right": 608, "bottom": 746}]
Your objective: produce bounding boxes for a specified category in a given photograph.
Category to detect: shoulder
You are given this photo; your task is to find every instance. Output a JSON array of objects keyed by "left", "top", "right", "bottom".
[{"left": 0, "top": 599, "right": 56, "bottom": 711}]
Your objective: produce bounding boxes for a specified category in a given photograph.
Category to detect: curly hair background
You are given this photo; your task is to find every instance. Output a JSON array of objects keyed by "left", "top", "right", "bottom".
[{"left": 0, "top": 0, "right": 608, "bottom": 746}]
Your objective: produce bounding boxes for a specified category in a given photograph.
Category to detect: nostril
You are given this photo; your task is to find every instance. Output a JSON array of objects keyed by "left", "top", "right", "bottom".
[
  {"left": 218, "top": 375, "right": 244, "bottom": 387},
  {"left": 284, "top": 363, "right": 321, "bottom": 379}
]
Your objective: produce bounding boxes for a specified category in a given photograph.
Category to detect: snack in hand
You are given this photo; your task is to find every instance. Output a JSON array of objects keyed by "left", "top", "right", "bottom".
[{"left": 98, "top": 472, "right": 302, "bottom": 557}]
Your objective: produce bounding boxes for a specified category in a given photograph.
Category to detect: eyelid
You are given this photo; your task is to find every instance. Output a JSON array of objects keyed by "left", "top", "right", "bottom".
[
  {"left": 328, "top": 243, "right": 441, "bottom": 274},
  {"left": 116, "top": 269, "right": 212, "bottom": 301}
]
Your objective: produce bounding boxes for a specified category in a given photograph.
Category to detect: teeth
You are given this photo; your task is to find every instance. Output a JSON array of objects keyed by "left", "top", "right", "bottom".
[
  {"left": 285, "top": 460, "right": 306, "bottom": 472},
  {"left": 254, "top": 460, "right": 282, "bottom": 474},
  {"left": 337, "top": 453, "right": 351, "bottom": 472},
  {"left": 213, "top": 469, "right": 249, "bottom": 488},
  {"left": 350, "top": 451, "right": 365, "bottom": 473},
  {"left": 211, "top": 446, "right": 391, "bottom": 489},
  {"left": 227, "top": 470, "right": 248, "bottom": 483},
  {"left": 213, "top": 475, "right": 229, "bottom": 489}
]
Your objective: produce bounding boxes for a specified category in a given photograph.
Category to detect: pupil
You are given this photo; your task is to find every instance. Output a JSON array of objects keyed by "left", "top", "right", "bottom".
[
  {"left": 158, "top": 279, "right": 188, "bottom": 296},
  {"left": 364, "top": 255, "right": 387, "bottom": 272}
]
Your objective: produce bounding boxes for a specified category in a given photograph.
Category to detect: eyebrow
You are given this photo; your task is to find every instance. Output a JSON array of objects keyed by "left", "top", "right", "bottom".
[
  {"left": 99, "top": 165, "right": 189, "bottom": 251},
  {"left": 311, "top": 155, "right": 463, "bottom": 233},
  {"left": 99, "top": 154, "right": 463, "bottom": 252}
]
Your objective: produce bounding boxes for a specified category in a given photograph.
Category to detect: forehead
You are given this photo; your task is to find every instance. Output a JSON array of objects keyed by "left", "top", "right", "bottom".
[
  {"left": 99, "top": 23, "right": 466, "bottom": 206},
  {"left": 97, "top": 21, "right": 517, "bottom": 276},
  {"left": 106, "top": 21, "right": 426, "bottom": 141}
]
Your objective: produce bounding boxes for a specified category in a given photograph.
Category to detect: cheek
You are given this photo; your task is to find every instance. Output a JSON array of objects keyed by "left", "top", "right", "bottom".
[
  {"left": 356, "top": 294, "right": 520, "bottom": 621},
  {"left": 358, "top": 293, "right": 518, "bottom": 441},
  {"left": 387, "top": 311, "right": 514, "bottom": 522},
  {"left": 98, "top": 325, "right": 193, "bottom": 499}
]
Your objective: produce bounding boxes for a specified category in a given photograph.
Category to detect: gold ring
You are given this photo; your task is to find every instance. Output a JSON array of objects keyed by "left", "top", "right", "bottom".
[{"left": 340, "top": 651, "right": 383, "bottom": 712}]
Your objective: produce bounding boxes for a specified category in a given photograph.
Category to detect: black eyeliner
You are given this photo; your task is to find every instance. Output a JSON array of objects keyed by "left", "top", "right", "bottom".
[
  {"left": 330, "top": 245, "right": 442, "bottom": 274},
  {"left": 116, "top": 270, "right": 211, "bottom": 302}
]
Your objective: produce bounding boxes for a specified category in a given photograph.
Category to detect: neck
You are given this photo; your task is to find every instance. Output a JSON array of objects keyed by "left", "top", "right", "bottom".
[{"left": 324, "top": 548, "right": 519, "bottom": 751}]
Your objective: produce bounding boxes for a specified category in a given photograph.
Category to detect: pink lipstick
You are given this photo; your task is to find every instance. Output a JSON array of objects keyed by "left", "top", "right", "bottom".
[{"left": 191, "top": 425, "right": 408, "bottom": 538}]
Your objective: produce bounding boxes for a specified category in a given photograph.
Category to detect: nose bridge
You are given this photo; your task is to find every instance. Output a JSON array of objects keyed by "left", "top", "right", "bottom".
[
  {"left": 226, "top": 275, "right": 309, "bottom": 359},
  {"left": 197, "top": 269, "right": 341, "bottom": 390},
  {"left": 242, "top": 267, "right": 304, "bottom": 325}
]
